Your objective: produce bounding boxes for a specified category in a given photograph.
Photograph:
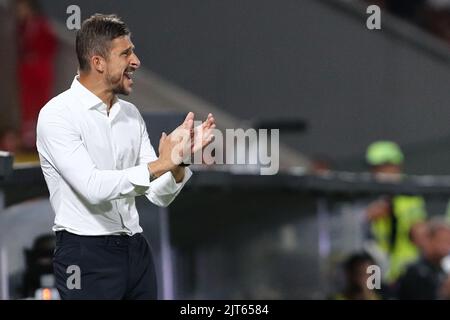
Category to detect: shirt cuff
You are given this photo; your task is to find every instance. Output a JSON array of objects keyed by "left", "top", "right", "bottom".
[
  {"left": 125, "top": 163, "right": 151, "bottom": 187},
  {"left": 150, "top": 167, "right": 193, "bottom": 195}
]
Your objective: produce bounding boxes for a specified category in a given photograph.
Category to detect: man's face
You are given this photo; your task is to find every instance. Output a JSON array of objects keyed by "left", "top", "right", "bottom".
[
  {"left": 431, "top": 228, "right": 450, "bottom": 261},
  {"left": 104, "top": 35, "right": 140, "bottom": 96},
  {"left": 410, "top": 222, "right": 430, "bottom": 253},
  {"left": 372, "top": 164, "right": 402, "bottom": 175},
  {"left": 371, "top": 164, "right": 403, "bottom": 182},
  {"left": 349, "top": 261, "right": 372, "bottom": 289}
]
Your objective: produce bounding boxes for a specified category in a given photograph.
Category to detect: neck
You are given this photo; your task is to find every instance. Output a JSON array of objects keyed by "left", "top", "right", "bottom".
[{"left": 78, "top": 72, "right": 115, "bottom": 110}]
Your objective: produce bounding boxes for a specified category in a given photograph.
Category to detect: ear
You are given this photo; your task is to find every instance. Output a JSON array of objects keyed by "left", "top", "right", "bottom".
[{"left": 91, "top": 55, "right": 106, "bottom": 73}]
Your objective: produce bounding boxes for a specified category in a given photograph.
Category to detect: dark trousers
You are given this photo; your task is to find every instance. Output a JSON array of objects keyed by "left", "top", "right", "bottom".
[{"left": 53, "top": 230, "right": 157, "bottom": 300}]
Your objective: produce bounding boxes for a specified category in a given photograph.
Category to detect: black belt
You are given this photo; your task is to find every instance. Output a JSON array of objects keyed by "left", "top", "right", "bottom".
[{"left": 55, "top": 230, "right": 142, "bottom": 247}]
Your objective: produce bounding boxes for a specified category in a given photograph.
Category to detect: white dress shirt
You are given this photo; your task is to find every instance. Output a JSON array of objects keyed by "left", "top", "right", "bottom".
[{"left": 36, "top": 76, "right": 192, "bottom": 236}]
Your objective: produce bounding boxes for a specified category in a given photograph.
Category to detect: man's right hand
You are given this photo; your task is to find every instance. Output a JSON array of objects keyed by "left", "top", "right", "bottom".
[{"left": 147, "top": 112, "right": 195, "bottom": 178}]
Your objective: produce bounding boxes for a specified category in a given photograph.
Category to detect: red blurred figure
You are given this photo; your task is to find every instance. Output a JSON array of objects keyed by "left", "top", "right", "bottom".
[{"left": 16, "top": 0, "right": 56, "bottom": 151}]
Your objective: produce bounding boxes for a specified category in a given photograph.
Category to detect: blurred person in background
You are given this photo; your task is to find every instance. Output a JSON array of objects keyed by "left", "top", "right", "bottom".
[
  {"left": 365, "top": 141, "right": 427, "bottom": 284},
  {"left": 396, "top": 219, "right": 450, "bottom": 299},
  {"left": 409, "top": 221, "right": 431, "bottom": 253},
  {"left": 15, "top": 0, "right": 56, "bottom": 152},
  {"left": 0, "top": 127, "right": 19, "bottom": 153},
  {"left": 331, "top": 252, "right": 382, "bottom": 300},
  {"left": 22, "top": 234, "right": 55, "bottom": 298}
]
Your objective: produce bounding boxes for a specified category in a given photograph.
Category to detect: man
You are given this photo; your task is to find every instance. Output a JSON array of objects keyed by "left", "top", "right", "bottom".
[
  {"left": 332, "top": 252, "right": 382, "bottom": 300},
  {"left": 36, "top": 14, "right": 215, "bottom": 299},
  {"left": 365, "top": 141, "right": 427, "bottom": 283},
  {"left": 396, "top": 219, "right": 450, "bottom": 300}
]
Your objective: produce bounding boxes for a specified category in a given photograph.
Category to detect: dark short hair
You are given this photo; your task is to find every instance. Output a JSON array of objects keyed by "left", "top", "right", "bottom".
[
  {"left": 76, "top": 14, "right": 130, "bottom": 72},
  {"left": 343, "top": 252, "right": 375, "bottom": 274}
]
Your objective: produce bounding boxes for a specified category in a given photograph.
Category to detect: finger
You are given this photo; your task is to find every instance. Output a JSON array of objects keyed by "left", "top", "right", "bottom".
[
  {"left": 201, "top": 113, "right": 212, "bottom": 125},
  {"left": 207, "top": 116, "right": 215, "bottom": 127},
  {"left": 160, "top": 132, "right": 166, "bottom": 144},
  {"left": 202, "top": 116, "right": 215, "bottom": 130},
  {"left": 183, "top": 112, "right": 195, "bottom": 128},
  {"left": 187, "top": 119, "right": 194, "bottom": 129},
  {"left": 184, "top": 112, "right": 194, "bottom": 122},
  {"left": 201, "top": 130, "right": 214, "bottom": 146},
  {"left": 158, "top": 132, "right": 166, "bottom": 154},
  {"left": 183, "top": 119, "right": 194, "bottom": 131}
]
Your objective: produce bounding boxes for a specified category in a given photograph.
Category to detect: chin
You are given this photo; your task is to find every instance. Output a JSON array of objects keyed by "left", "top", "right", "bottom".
[{"left": 113, "top": 86, "right": 132, "bottom": 96}]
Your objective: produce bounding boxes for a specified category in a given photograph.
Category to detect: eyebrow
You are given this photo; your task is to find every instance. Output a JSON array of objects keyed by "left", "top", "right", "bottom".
[{"left": 120, "top": 46, "right": 135, "bottom": 55}]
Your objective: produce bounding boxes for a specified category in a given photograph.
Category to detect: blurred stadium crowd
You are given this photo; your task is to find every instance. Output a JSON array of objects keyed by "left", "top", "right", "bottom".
[{"left": 333, "top": 141, "right": 450, "bottom": 300}]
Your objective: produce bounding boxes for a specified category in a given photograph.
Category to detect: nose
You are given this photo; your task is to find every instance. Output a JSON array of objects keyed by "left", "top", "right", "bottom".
[{"left": 130, "top": 53, "right": 140, "bottom": 70}]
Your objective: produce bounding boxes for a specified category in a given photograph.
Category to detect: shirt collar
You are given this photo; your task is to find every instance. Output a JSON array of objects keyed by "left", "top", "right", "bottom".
[
  {"left": 70, "top": 76, "right": 104, "bottom": 110},
  {"left": 70, "top": 76, "right": 122, "bottom": 119}
]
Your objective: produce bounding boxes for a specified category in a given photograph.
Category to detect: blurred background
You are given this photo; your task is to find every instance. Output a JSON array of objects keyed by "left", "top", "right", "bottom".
[{"left": 3, "top": 0, "right": 450, "bottom": 299}]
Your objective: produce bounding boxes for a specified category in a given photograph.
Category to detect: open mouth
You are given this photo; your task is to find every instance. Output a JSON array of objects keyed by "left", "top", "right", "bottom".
[{"left": 124, "top": 70, "right": 134, "bottom": 81}]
